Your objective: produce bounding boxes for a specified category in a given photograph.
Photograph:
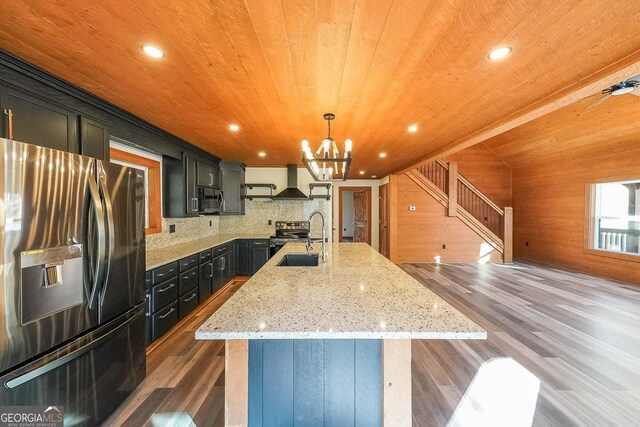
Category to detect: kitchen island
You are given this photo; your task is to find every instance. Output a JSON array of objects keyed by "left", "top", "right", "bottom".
[{"left": 196, "top": 243, "right": 486, "bottom": 426}]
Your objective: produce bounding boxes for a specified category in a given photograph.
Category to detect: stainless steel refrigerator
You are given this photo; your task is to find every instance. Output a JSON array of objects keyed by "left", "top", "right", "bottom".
[{"left": 0, "top": 138, "right": 146, "bottom": 425}]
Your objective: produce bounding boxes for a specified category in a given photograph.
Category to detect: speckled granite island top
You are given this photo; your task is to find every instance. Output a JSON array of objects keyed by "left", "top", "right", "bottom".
[
  {"left": 196, "top": 243, "right": 486, "bottom": 340},
  {"left": 146, "top": 233, "right": 270, "bottom": 270}
]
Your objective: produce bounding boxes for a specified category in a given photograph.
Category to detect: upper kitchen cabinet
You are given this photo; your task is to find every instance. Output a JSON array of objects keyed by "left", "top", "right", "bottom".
[
  {"left": 79, "top": 115, "right": 109, "bottom": 160},
  {"left": 163, "top": 153, "right": 221, "bottom": 218},
  {"left": 163, "top": 154, "right": 199, "bottom": 218},
  {"left": 220, "top": 161, "right": 245, "bottom": 215},
  {"left": 197, "top": 161, "right": 219, "bottom": 188},
  {"left": 0, "top": 85, "right": 78, "bottom": 153}
]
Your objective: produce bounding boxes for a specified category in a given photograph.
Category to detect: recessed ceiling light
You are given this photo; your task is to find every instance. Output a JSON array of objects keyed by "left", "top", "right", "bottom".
[
  {"left": 258, "top": 152, "right": 266, "bottom": 157},
  {"left": 229, "top": 124, "right": 240, "bottom": 132},
  {"left": 408, "top": 124, "right": 418, "bottom": 133},
  {"left": 379, "top": 152, "right": 387, "bottom": 158},
  {"left": 142, "top": 45, "right": 164, "bottom": 59},
  {"left": 488, "top": 46, "right": 512, "bottom": 60},
  {"left": 359, "top": 170, "right": 365, "bottom": 175},
  {"left": 371, "top": 175, "right": 377, "bottom": 178}
]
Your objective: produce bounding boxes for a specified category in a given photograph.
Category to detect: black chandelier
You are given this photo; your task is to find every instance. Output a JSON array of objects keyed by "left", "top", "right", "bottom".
[{"left": 301, "top": 113, "right": 352, "bottom": 181}]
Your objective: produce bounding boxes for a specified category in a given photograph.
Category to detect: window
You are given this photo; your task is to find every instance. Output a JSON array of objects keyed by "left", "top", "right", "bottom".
[
  {"left": 587, "top": 179, "right": 640, "bottom": 259},
  {"left": 109, "top": 143, "right": 162, "bottom": 234}
]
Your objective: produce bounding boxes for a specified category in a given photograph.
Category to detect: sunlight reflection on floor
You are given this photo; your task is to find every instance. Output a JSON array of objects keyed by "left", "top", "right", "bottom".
[
  {"left": 447, "top": 358, "right": 540, "bottom": 427},
  {"left": 149, "top": 412, "right": 196, "bottom": 427}
]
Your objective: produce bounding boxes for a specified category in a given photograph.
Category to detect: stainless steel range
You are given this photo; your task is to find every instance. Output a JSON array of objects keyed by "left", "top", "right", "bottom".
[{"left": 269, "top": 221, "right": 310, "bottom": 255}]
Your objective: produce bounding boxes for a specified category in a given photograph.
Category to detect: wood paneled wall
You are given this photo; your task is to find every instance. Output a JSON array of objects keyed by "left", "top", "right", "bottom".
[
  {"left": 390, "top": 174, "right": 502, "bottom": 264},
  {"left": 512, "top": 139, "right": 640, "bottom": 285},
  {"left": 445, "top": 143, "right": 512, "bottom": 208}
]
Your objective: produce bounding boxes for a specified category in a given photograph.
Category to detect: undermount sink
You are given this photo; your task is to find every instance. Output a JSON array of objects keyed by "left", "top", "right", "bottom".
[{"left": 277, "top": 253, "right": 319, "bottom": 267}]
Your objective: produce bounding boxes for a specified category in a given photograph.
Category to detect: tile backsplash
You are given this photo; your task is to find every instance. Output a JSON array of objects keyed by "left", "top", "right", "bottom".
[
  {"left": 146, "top": 216, "right": 220, "bottom": 251},
  {"left": 219, "top": 199, "right": 331, "bottom": 235},
  {"left": 146, "top": 199, "right": 330, "bottom": 251}
]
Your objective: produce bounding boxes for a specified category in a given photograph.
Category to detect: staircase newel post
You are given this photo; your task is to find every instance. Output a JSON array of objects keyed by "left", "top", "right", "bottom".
[
  {"left": 503, "top": 207, "right": 513, "bottom": 264},
  {"left": 447, "top": 162, "right": 457, "bottom": 217}
]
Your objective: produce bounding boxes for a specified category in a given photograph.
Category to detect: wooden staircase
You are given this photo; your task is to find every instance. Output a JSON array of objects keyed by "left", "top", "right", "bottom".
[{"left": 406, "top": 160, "right": 513, "bottom": 263}]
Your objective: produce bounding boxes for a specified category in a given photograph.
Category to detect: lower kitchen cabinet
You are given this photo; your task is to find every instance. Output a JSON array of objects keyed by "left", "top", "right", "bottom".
[
  {"left": 199, "top": 258, "right": 213, "bottom": 303},
  {"left": 152, "top": 301, "right": 179, "bottom": 340},
  {"left": 178, "top": 289, "right": 199, "bottom": 319},
  {"left": 146, "top": 238, "right": 265, "bottom": 346},
  {"left": 250, "top": 239, "right": 271, "bottom": 275},
  {"left": 236, "top": 239, "right": 251, "bottom": 275}
]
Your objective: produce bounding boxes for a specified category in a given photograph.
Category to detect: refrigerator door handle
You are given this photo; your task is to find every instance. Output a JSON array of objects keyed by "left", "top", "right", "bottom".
[
  {"left": 86, "top": 176, "right": 106, "bottom": 309},
  {"left": 4, "top": 305, "right": 144, "bottom": 389},
  {"left": 97, "top": 165, "right": 116, "bottom": 306}
]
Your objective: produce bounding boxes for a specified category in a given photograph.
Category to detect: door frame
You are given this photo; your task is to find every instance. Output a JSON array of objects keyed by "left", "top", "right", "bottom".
[
  {"left": 379, "top": 183, "right": 389, "bottom": 258},
  {"left": 338, "top": 186, "right": 372, "bottom": 244}
]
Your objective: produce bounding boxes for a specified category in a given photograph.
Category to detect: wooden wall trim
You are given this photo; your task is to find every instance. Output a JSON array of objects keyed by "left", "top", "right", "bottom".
[
  {"left": 382, "top": 340, "right": 412, "bottom": 427},
  {"left": 388, "top": 176, "right": 399, "bottom": 263},
  {"left": 109, "top": 147, "right": 162, "bottom": 234},
  {"left": 225, "top": 339, "right": 249, "bottom": 427}
]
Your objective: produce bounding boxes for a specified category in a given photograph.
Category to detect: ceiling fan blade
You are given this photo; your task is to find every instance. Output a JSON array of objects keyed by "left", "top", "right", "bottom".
[
  {"left": 585, "top": 94, "right": 611, "bottom": 109},
  {"left": 630, "top": 89, "right": 640, "bottom": 97}
]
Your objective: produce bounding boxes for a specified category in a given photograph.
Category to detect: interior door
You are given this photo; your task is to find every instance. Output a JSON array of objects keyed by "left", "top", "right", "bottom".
[
  {"left": 353, "top": 190, "right": 369, "bottom": 244},
  {"left": 379, "top": 184, "right": 389, "bottom": 258},
  {"left": 97, "top": 161, "right": 146, "bottom": 324}
]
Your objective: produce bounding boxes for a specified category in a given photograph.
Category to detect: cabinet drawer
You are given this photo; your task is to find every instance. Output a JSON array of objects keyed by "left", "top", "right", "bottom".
[
  {"left": 151, "top": 276, "right": 178, "bottom": 313},
  {"left": 152, "top": 301, "right": 178, "bottom": 341},
  {"left": 179, "top": 254, "right": 199, "bottom": 272},
  {"left": 179, "top": 267, "right": 199, "bottom": 295},
  {"left": 213, "top": 244, "right": 230, "bottom": 257},
  {"left": 199, "top": 249, "right": 212, "bottom": 263},
  {"left": 179, "top": 290, "right": 199, "bottom": 319},
  {"left": 151, "top": 261, "right": 178, "bottom": 285}
]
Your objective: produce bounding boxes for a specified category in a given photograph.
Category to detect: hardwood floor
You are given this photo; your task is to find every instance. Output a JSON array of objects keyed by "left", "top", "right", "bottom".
[{"left": 105, "top": 263, "right": 640, "bottom": 426}]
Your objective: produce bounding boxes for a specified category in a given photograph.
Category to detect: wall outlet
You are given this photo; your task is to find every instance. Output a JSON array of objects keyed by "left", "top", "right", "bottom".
[
  {"left": 209, "top": 220, "right": 212, "bottom": 227},
  {"left": 408, "top": 205, "right": 416, "bottom": 211},
  {"left": 169, "top": 224, "right": 176, "bottom": 233},
  {"left": 442, "top": 244, "right": 446, "bottom": 249},
  {"left": 268, "top": 220, "right": 272, "bottom": 225}
]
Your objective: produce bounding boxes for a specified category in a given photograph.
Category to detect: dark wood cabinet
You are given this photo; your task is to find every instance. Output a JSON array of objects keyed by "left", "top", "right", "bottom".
[
  {"left": 79, "top": 115, "right": 109, "bottom": 160},
  {"left": 163, "top": 154, "right": 200, "bottom": 218},
  {"left": 198, "top": 260, "right": 213, "bottom": 303},
  {"left": 251, "top": 240, "right": 271, "bottom": 275},
  {"left": 146, "top": 239, "right": 256, "bottom": 345},
  {"left": 1, "top": 85, "right": 77, "bottom": 152},
  {"left": 236, "top": 239, "right": 251, "bottom": 275},
  {"left": 220, "top": 161, "right": 245, "bottom": 215},
  {"left": 197, "top": 161, "right": 219, "bottom": 188},
  {"left": 163, "top": 154, "right": 221, "bottom": 218}
]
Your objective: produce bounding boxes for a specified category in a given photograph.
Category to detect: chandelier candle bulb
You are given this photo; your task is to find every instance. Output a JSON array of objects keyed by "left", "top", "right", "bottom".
[{"left": 345, "top": 139, "right": 352, "bottom": 152}]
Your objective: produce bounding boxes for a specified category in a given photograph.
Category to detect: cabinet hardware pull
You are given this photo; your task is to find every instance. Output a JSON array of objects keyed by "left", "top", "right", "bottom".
[
  {"left": 159, "top": 308, "right": 176, "bottom": 319},
  {"left": 184, "top": 293, "right": 197, "bottom": 302},
  {"left": 158, "top": 283, "right": 175, "bottom": 293},
  {"left": 3, "top": 109, "right": 14, "bottom": 140},
  {"left": 157, "top": 268, "right": 174, "bottom": 278}
]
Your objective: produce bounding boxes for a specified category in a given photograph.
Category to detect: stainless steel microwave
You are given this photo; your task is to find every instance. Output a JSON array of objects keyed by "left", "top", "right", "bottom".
[{"left": 198, "top": 186, "right": 222, "bottom": 214}]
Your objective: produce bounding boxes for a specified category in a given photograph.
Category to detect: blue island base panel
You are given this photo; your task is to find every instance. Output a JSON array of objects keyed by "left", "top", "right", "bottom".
[{"left": 248, "top": 339, "right": 383, "bottom": 427}]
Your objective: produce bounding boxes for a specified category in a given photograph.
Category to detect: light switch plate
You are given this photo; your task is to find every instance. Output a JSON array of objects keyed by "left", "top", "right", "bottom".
[{"left": 408, "top": 205, "right": 417, "bottom": 211}]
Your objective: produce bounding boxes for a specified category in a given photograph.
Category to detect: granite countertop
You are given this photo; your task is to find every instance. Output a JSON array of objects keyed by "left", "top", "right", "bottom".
[
  {"left": 196, "top": 243, "right": 487, "bottom": 340},
  {"left": 146, "top": 233, "right": 270, "bottom": 270}
]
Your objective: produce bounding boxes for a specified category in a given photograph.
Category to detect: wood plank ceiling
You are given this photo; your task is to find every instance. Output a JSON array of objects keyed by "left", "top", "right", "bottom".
[
  {"left": 1, "top": 1, "right": 639, "bottom": 178},
  {"left": 484, "top": 92, "right": 640, "bottom": 168}
]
